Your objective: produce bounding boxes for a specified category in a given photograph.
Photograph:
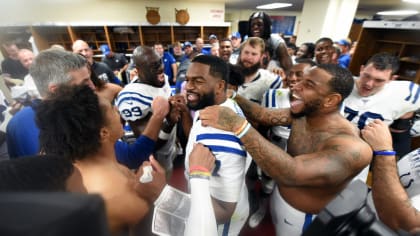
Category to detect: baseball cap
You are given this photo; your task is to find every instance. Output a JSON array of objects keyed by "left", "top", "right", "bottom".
[
  {"left": 100, "top": 44, "right": 111, "bottom": 56},
  {"left": 336, "top": 39, "right": 350, "bottom": 47},
  {"left": 183, "top": 41, "right": 192, "bottom": 49},
  {"left": 209, "top": 34, "right": 217, "bottom": 40},
  {"left": 231, "top": 32, "right": 241, "bottom": 39}
]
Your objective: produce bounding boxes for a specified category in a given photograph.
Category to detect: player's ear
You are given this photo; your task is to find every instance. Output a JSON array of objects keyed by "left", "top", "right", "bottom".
[
  {"left": 99, "top": 127, "right": 109, "bottom": 142},
  {"left": 324, "top": 93, "right": 341, "bottom": 108},
  {"left": 216, "top": 79, "right": 226, "bottom": 94},
  {"left": 390, "top": 74, "right": 398, "bottom": 81}
]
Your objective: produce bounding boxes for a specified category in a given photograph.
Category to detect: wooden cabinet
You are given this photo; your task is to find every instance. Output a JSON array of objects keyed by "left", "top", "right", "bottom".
[
  {"left": 349, "top": 21, "right": 420, "bottom": 84},
  {"left": 1, "top": 24, "right": 229, "bottom": 56},
  {"left": 173, "top": 26, "right": 200, "bottom": 44},
  {"left": 70, "top": 26, "right": 110, "bottom": 53},
  {"left": 31, "top": 26, "right": 73, "bottom": 50},
  {"left": 203, "top": 26, "right": 229, "bottom": 43},
  {"left": 107, "top": 26, "right": 141, "bottom": 52},
  {"left": 141, "top": 26, "right": 172, "bottom": 46}
]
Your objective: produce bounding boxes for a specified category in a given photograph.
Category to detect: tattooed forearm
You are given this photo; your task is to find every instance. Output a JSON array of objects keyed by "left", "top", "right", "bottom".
[
  {"left": 241, "top": 127, "right": 297, "bottom": 185},
  {"left": 235, "top": 95, "right": 291, "bottom": 126},
  {"left": 372, "top": 156, "right": 420, "bottom": 231}
]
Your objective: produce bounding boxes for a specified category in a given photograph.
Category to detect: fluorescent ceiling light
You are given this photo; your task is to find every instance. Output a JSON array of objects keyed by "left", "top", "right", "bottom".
[
  {"left": 377, "top": 10, "right": 419, "bottom": 15},
  {"left": 403, "top": 0, "right": 420, "bottom": 4},
  {"left": 256, "top": 3, "right": 292, "bottom": 9}
]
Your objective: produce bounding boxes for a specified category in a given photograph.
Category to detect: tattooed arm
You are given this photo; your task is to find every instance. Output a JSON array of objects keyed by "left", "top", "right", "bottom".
[
  {"left": 239, "top": 127, "right": 371, "bottom": 187},
  {"left": 202, "top": 97, "right": 292, "bottom": 129},
  {"left": 362, "top": 119, "right": 420, "bottom": 231},
  {"left": 200, "top": 109, "right": 371, "bottom": 187}
]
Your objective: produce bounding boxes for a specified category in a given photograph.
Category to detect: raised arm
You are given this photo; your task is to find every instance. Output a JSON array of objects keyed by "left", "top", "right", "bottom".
[
  {"left": 200, "top": 106, "right": 370, "bottom": 187},
  {"left": 362, "top": 119, "right": 420, "bottom": 231},
  {"left": 240, "top": 127, "right": 370, "bottom": 187},
  {"left": 229, "top": 91, "right": 291, "bottom": 127}
]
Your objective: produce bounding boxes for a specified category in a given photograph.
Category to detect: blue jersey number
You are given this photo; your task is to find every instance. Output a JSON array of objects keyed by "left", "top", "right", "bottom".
[
  {"left": 121, "top": 106, "right": 142, "bottom": 118},
  {"left": 344, "top": 106, "right": 384, "bottom": 129}
]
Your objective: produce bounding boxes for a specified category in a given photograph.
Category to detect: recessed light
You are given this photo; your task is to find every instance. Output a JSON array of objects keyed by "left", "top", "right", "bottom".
[
  {"left": 256, "top": 3, "right": 292, "bottom": 10},
  {"left": 403, "top": 0, "right": 420, "bottom": 4},
  {"left": 377, "top": 10, "right": 419, "bottom": 15}
]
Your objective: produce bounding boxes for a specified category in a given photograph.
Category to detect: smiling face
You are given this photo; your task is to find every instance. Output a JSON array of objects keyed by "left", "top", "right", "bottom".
[
  {"left": 356, "top": 63, "right": 393, "bottom": 97},
  {"left": 72, "top": 40, "right": 94, "bottom": 63},
  {"left": 296, "top": 44, "right": 308, "bottom": 59},
  {"left": 250, "top": 18, "right": 265, "bottom": 38},
  {"left": 289, "top": 66, "right": 333, "bottom": 118},
  {"left": 287, "top": 63, "right": 311, "bottom": 89},
  {"left": 315, "top": 40, "right": 334, "bottom": 64},
  {"left": 185, "top": 62, "right": 222, "bottom": 110}
]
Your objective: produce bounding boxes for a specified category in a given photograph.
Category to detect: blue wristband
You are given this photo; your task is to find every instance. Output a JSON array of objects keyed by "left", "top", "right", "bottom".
[{"left": 373, "top": 150, "right": 396, "bottom": 156}]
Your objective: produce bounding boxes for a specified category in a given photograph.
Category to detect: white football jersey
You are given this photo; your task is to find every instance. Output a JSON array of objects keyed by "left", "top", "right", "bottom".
[
  {"left": 116, "top": 76, "right": 172, "bottom": 121},
  {"left": 343, "top": 80, "right": 420, "bottom": 129},
  {"left": 185, "top": 99, "right": 251, "bottom": 236},
  {"left": 116, "top": 76, "right": 177, "bottom": 170},
  {"left": 262, "top": 88, "right": 291, "bottom": 140},
  {"left": 238, "top": 69, "right": 283, "bottom": 104},
  {"left": 398, "top": 148, "right": 420, "bottom": 210}
]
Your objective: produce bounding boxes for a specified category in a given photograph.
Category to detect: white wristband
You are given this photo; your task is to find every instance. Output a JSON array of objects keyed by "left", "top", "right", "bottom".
[{"left": 158, "top": 130, "right": 170, "bottom": 140}]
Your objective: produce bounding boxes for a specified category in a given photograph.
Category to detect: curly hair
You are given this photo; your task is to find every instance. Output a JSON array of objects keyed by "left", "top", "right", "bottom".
[{"left": 36, "top": 84, "right": 105, "bottom": 161}]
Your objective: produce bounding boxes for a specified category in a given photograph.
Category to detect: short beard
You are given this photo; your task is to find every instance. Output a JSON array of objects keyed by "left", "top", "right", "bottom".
[
  {"left": 238, "top": 60, "right": 260, "bottom": 76},
  {"left": 290, "top": 99, "right": 322, "bottom": 118},
  {"left": 187, "top": 92, "right": 216, "bottom": 111}
]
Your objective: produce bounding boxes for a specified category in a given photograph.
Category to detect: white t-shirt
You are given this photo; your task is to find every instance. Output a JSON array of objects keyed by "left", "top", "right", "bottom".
[{"left": 238, "top": 68, "right": 283, "bottom": 104}]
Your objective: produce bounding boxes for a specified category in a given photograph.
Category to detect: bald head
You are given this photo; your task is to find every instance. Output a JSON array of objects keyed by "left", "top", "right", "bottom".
[
  {"left": 18, "top": 49, "right": 34, "bottom": 69},
  {"left": 132, "top": 46, "right": 160, "bottom": 67},
  {"left": 72, "top": 40, "right": 93, "bottom": 63},
  {"left": 132, "top": 46, "right": 165, "bottom": 87}
]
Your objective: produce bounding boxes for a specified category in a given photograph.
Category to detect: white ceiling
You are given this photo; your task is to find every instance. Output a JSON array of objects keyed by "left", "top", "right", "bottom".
[{"left": 225, "top": 0, "right": 420, "bottom": 13}]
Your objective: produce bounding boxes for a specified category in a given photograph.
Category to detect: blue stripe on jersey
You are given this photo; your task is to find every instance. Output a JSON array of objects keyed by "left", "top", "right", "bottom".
[
  {"left": 207, "top": 145, "right": 247, "bottom": 157},
  {"left": 264, "top": 90, "right": 270, "bottom": 108},
  {"left": 270, "top": 76, "right": 282, "bottom": 89},
  {"left": 413, "top": 84, "right": 420, "bottom": 104},
  {"left": 405, "top": 82, "right": 420, "bottom": 104},
  {"left": 117, "top": 96, "right": 151, "bottom": 107},
  {"left": 196, "top": 133, "right": 241, "bottom": 144},
  {"left": 302, "top": 213, "right": 313, "bottom": 232},
  {"left": 405, "top": 82, "right": 415, "bottom": 103},
  {"left": 222, "top": 220, "right": 231, "bottom": 236},
  {"left": 118, "top": 91, "right": 153, "bottom": 101},
  {"left": 271, "top": 89, "right": 277, "bottom": 107}
]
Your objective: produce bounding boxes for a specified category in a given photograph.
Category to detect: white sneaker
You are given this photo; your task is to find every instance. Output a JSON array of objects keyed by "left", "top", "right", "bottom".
[{"left": 248, "top": 203, "right": 267, "bottom": 228}]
